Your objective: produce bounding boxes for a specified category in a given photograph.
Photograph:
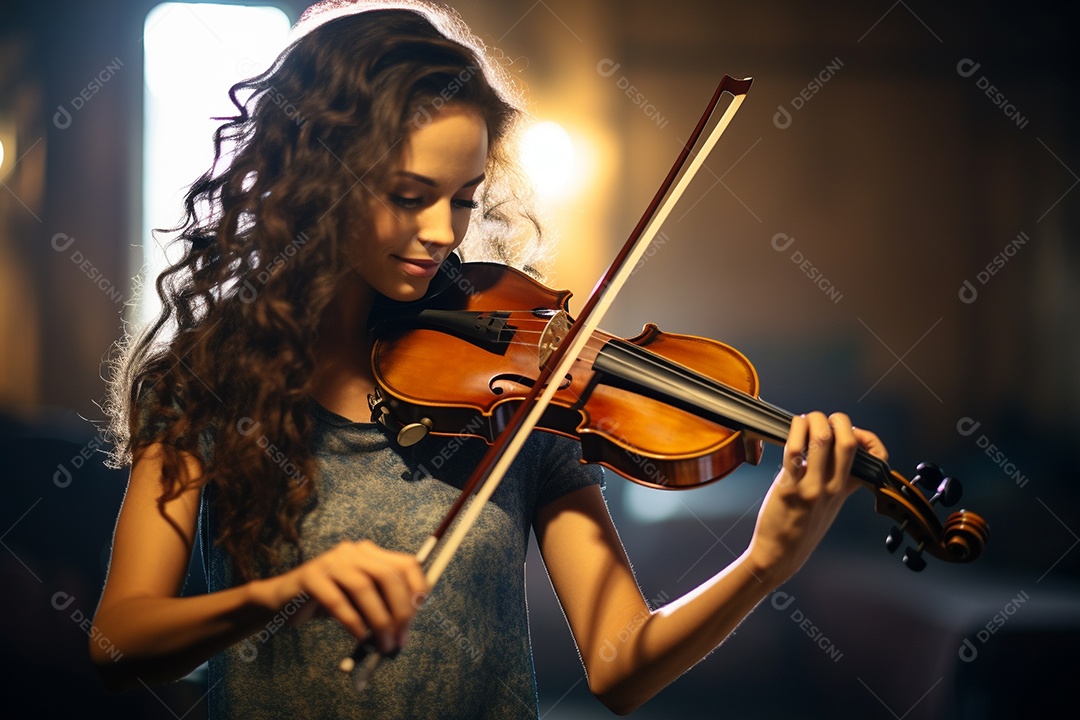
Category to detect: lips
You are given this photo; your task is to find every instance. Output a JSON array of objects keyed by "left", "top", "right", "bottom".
[{"left": 395, "top": 256, "right": 441, "bottom": 278}]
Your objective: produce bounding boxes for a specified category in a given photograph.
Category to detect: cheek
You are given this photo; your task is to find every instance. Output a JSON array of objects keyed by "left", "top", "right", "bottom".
[
  {"left": 453, "top": 212, "right": 473, "bottom": 241},
  {"left": 368, "top": 211, "right": 408, "bottom": 254}
]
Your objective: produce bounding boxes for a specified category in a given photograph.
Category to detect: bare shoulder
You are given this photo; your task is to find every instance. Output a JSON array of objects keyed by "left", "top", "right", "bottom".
[{"left": 99, "top": 444, "right": 204, "bottom": 603}]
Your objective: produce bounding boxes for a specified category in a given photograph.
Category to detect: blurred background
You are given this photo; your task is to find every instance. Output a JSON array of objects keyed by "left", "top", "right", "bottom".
[{"left": 2, "top": 0, "right": 1078, "bottom": 717}]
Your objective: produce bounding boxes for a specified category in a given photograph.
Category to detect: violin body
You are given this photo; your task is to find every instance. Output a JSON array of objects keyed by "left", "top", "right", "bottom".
[{"left": 371, "top": 262, "right": 763, "bottom": 489}]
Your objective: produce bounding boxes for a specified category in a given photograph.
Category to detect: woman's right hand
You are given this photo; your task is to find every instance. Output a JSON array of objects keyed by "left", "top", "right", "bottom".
[
  {"left": 92, "top": 443, "right": 428, "bottom": 689},
  {"left": 256, "top": 540, "right": 428, "bottom": 654}
]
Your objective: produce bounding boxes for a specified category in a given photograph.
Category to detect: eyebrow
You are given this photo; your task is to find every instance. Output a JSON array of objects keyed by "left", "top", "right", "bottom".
[{"left": 396, "top": 171, "right": 486, "bottom": 189}]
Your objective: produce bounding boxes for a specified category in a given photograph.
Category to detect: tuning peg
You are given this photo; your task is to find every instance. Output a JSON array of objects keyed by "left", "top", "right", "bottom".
[
  {"left": 903, "top": 545, "right": 927, "bottom": 572},
  {"left": 913, "top": 462, "right": 943, "bottom": 490},
  {"left": 886, "top": 523, "right": 906, "bottom": 553},
  {"left": 929, "top": 476, "right": 963, "bottom": 507}
]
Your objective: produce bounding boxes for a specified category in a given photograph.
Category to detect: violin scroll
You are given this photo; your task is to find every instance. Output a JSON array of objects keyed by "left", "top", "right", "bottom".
[
  {"left": 942, "top": 511, "right": 991, "bottom": 563},
  {"left": 875, "top": 462, "right": 989, "bottom": 571}
]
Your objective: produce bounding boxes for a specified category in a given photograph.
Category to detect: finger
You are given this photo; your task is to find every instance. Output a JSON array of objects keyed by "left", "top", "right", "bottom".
[
  {"left": 403, "top": 562, "right": 429, "bottom": 639},
  {"left": 306, "top": 573, "right": 369, "bottom": 641},
  {"left": 852, "top": 427, "right": 889, "bottom": 462},
  {"left": 341, "top": 543, "right": 420, "bottom": 650},
  {"left": 365, "top": 555, "right": 423, "bottom": 632},
  {"left": 383, "top": 553, "right": 428, "bottom": 647},
  {"left": 347, "top": 543, "right": 428, "bottom": 647},
  {"left": 392, "top": 551, "right": 429, "bottom": 609},
  {"left": 783, "top": 414, "right": 809, "bottom": 478},
  {"left": 827, "top": 412, "right": 859, "bottom": 491},
  {"left": 802, "top": 411, "right": 834, "bottom": 481},
  {"left": 338, "top": 568, "right": 397, "bottom": 653}
]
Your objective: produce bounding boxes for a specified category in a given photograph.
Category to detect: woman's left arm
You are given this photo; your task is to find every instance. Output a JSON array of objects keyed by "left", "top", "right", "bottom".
[{"left": 534, "top": 411, "right": 886, "bottom": 715}]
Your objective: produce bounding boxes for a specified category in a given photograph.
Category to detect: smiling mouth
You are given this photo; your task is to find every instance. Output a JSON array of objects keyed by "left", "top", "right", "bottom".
[{"left": 395, "top": 256, "right": 441, "bottom": 277}]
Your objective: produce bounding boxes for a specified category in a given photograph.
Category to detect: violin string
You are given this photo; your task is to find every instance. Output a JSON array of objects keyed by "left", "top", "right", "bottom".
[
  {"left": 594, "top": 337, "right": 891, "bottom": 488},
  {"left": 456, "top": 315, "right": 944, "bottom": 523},
  {"left": 510, "top": 314, "right": 889, "bottom": 484},
  {"left": 597, "top": 340, "right": 790, "bottom": 439}
]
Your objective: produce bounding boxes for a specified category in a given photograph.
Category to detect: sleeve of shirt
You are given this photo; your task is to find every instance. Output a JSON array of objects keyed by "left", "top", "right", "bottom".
[
  {"left": 131, "top": 381, "right": 215, "bottom": 463},
  {"left": 131, "top": 381, "right": 172, "bottom": 448},
  {"left": 532, "top": 433, "right": 606, "bottom": 510}
]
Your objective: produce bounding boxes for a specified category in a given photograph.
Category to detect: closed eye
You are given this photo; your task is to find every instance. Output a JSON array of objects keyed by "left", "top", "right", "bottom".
[{"left": 389, "top": 194, "right": 423, "bottom": 210}]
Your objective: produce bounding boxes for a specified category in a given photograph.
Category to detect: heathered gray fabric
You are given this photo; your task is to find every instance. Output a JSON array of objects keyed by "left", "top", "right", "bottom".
[{"left": 203, "top": 399, "right": 603, "bottom": 719}]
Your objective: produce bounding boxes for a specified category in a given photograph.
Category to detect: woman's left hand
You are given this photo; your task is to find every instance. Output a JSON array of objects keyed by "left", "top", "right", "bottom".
[{"left": 746, "top": 411, "right": 888, "bottom": 585}]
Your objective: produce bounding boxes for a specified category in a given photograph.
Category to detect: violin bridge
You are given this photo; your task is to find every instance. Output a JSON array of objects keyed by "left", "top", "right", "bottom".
[{"left": 538, "top": 310, "right": 571, "bottom": 370}]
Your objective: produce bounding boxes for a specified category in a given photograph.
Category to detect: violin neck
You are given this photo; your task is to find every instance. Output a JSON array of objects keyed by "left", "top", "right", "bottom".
[{"left": 594, "top": 338, "right": 889, "bottom": 489}]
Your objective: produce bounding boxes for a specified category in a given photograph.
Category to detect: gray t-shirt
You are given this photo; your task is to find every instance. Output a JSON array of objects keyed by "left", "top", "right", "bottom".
[{"left": 204, "top": 400, "right": 604, "bottom": 719}]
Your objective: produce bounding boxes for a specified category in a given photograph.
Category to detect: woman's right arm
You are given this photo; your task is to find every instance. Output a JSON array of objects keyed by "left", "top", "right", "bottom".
[{"left": 91, "top": 443, "right": 427, "bottom": 691}]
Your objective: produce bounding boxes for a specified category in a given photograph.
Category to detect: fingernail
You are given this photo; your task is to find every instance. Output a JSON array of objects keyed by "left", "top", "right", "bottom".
[{"left": 397, "top": 628, "right": 409, "bottom": 647}]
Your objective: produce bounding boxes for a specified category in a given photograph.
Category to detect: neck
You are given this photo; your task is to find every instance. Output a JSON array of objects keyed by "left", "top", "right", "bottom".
[
  {"left": 310, "top": 274, "right": 379, "bottom": 421},
  {"left": 317, "top": 274, "right": 375, "bottom": 350}
]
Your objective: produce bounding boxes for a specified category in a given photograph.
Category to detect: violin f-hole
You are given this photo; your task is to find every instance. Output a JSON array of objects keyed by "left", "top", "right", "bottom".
[{"left": 490, "top": 372, "right": 572, "bottom": 396}]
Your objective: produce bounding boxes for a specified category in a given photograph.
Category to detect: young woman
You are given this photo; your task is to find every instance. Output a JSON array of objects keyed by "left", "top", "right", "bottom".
[{"left": 92, "top": 1, "right": 887, "bottom": 717}]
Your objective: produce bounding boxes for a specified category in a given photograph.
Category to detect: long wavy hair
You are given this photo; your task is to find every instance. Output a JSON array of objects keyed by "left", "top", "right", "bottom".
[{"left": 106, "top": 2, "right": 542, "bottom": 581}]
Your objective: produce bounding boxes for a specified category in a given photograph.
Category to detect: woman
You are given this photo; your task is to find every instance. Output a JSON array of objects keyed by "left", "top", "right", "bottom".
[{"left": 92, "top": 1, "right": 887, "bottom": 717}]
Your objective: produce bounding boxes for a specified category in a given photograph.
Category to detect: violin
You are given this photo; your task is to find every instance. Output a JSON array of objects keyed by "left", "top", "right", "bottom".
[{"left": 368, "top": 259, "right": 989, "bottom": 570}]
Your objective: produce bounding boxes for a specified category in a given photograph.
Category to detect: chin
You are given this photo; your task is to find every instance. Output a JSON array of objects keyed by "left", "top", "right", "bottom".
[{"left": 382, "top": 280, "right": 429, "bottom": 303}]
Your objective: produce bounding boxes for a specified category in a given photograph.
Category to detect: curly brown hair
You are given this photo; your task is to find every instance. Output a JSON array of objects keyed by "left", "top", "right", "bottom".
[{"left": 106, "top": 3, "right": 543, "bottom": 581}]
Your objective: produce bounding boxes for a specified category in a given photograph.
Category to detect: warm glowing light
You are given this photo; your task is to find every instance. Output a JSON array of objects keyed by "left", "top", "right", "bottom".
[
  {"left": 0, "top": 138, "right": 5, "bottom": 171},
  {"left": 519, "top": 120, "right": 576, "bottom": 199}
]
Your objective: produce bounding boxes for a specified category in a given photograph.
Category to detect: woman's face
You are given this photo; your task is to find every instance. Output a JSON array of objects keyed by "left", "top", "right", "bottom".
[{"left": 357, "top": 104, "right": 489, "bottom": 302}]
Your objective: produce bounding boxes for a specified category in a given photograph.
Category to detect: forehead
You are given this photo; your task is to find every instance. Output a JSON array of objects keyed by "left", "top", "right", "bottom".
[{"left": 398, "top": 105, "right": 489, "bottom": 181}]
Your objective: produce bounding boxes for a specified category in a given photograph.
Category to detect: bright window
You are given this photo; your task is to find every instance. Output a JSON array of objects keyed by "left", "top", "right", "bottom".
[{"left": 140, "top": 3, "right": 291, "bottom": 326}]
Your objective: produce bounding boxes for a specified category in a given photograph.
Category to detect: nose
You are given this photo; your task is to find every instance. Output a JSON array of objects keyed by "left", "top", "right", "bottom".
[{"left": 415, "top": 199, "right": 457, "bottom": 256}]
